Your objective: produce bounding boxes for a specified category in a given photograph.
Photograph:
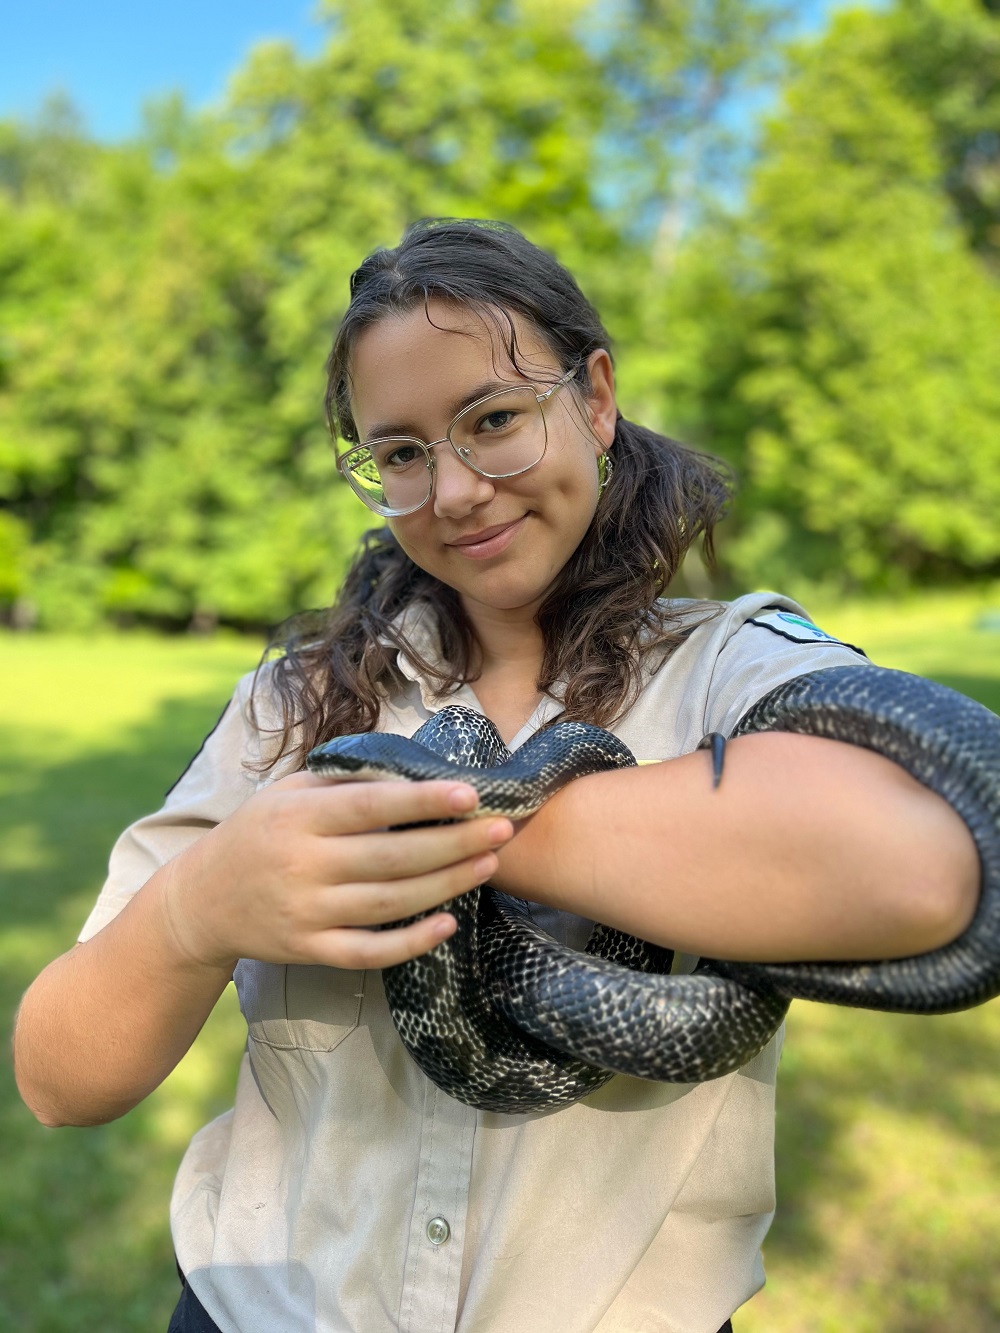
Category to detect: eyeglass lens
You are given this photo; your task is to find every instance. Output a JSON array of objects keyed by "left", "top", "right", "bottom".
[{"left": 343, "top": 385, "right": 548, "bottom": 515}]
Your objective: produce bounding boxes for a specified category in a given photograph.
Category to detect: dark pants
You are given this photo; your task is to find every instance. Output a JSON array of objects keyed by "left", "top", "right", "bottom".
[
  {"left": 168, "top": 1269, "right": 224, "bottom": 1333},
  {"left": 168, "top": 1270, "right": 736, "bottom": 1332}
]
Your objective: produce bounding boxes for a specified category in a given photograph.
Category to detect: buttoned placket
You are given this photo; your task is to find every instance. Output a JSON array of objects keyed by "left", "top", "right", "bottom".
[
  {"left": 397, "top": 1081, "right": 477, "bottom": 1333},
  {"left": 390, "top": 618, "right": 568, "bottom": 1331}
]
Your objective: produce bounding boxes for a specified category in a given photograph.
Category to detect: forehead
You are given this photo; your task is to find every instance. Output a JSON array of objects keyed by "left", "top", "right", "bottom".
[{"left": 349, "top": 300, "right": 556, "bottom": 437}]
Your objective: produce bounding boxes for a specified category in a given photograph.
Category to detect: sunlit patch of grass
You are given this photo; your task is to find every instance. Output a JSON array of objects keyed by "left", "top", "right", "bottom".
[
  {"left": 1, "top": 631, "right": 260, "bottom": 754},
  {"left": 0, "top": 630, "right": 261, "bottom": 1331},
  {"left": 145, "top": 984, "right": 246, "bottom": 1152},
  {"left": 742, "top": 999, "right": 1000, "bottom": 1332},
  {"left": 0, "top": 823, "right": 53, "bottom": 872}
]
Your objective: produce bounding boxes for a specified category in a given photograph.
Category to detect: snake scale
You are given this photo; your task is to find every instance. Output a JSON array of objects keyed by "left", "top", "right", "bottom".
[{"left": 307, "top": 665, "right": 1000, "bottom": 1114}]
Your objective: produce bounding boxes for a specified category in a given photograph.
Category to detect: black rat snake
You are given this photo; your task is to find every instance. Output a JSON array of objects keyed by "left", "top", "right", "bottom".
[{"left": 307, "top": 665, "right": 1000, "bottom": 1114}]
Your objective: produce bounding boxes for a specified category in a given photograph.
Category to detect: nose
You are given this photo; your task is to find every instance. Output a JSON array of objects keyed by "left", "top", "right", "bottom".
[{"left": 431, "top": 445, "right": 496, "bottom": 519}]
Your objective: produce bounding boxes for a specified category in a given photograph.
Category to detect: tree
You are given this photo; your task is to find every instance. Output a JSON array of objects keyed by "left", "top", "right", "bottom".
[
  {"left": 659, "top": 0, "right": 1000, "bottom": 595},
  {"left": 0, "top": 0, "right": 784, "bottom": 628}
]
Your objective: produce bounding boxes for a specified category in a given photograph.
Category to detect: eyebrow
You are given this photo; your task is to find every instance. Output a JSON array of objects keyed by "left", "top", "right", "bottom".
[{"left": 363, "top": 378, "right": 524, "bottom": 442}]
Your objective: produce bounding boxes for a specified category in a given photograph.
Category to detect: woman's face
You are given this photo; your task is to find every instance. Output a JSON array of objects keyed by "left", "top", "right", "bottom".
[{"left": 348, "top": 301, "right": 617, "bottom": 623}]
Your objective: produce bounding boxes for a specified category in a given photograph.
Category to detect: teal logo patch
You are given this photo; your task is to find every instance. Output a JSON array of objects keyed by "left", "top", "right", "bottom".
[{"left": 749, "top": 608, "right": 865, "bottom": 656}]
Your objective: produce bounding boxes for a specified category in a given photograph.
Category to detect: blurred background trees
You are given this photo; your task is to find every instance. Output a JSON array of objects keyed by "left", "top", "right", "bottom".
[{"left": 1, "top": 0, "right": 998, "bottom": 629}]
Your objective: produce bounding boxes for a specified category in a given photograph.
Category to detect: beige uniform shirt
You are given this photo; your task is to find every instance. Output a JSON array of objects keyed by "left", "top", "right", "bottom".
[{"left": 79, "top": 592, "right": 867, "bottom": 1333}]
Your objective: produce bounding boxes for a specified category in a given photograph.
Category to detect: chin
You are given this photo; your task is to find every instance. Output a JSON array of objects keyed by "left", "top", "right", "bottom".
[{"left": 455, "top": 571, "right": 559, "bottom": 615}]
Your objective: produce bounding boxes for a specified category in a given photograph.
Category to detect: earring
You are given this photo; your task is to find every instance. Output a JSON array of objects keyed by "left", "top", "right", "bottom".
[{"left": 597, "top": 451, "right": 614, "bottom": 494}]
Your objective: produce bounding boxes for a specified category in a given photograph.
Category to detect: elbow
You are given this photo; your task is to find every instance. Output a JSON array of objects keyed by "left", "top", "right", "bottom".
[
  {"left": 24, "top": 1101, "right": 74, "bottom": 1131},
  {"left": 910, "top": 861, "right": 979, "bottom": 954},
  {"left": 851, "top": 754, "right": 982, "bottom": 958},
  {"left": 14, "top": 1046, "right": 137, "bottom": 1127},
  {"left": 13, "top": 1065, "right": 73, "bottom": 1129},
  {"left": 893, "top": 809, "right": 981, "bottom": 956},
  {"left": 12, "top": 1006, "right": 130, "bottom": 1130},
  {"left": 15, "top": 1071, "right": 130, "bottom": 1130}
]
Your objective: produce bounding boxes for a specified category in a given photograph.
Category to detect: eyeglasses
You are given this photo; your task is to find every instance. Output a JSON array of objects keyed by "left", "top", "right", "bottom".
[{"left": 337, "top": 365, "right": 579, "bottom": 517}]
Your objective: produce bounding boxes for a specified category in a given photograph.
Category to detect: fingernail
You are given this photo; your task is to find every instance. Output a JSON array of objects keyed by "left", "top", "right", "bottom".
[
  {"left": 488, "top": 820, "right": 513, "bottom": 846},
  {"left": 433, "top": 915, "right": 456, "bottom": 940},
  {"left": 448, "top": 786, "right": 479, "bottom": 813},
  {"left": 473, "top": 853, "right": 498, "bottom": 879}
]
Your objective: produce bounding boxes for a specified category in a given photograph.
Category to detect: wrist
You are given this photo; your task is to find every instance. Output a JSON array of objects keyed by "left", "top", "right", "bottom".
[
  {"left": 491, "top": 785, "right": 581, "bottom": 908},
  {"left": 148, "top": 845, "right": 239, "bottom": 977}
]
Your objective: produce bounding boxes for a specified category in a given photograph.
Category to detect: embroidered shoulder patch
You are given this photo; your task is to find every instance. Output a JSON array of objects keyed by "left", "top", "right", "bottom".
[{"left": 748, "top": 608, "right": 867, "bottom": 657}]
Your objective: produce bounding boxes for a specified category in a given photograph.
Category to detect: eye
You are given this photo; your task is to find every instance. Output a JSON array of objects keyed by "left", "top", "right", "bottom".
[
  {"left": 373, "top": 440, "right": 425, "bottom": 470},
  {"left": 476, "top": 408, "right": 519, "bottom": 434}
]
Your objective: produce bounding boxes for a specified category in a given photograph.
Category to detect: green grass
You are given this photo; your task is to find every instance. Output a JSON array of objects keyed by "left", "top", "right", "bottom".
[
  {"left": 1, "top": 600, "right": 999, "bottom": 1332},
  {"left": 1, "top": 633, "right": 261, "bottom": 1331},
  {"left": 739, "top": 589, "right": 1000, "bottom": 1333}
]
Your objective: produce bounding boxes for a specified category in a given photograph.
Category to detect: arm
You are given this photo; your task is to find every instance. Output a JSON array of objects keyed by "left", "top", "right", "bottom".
[
  {"left": 492, "top": 732, "right": 980, "bottom": 961},
  {"left": 13, "top": 775, "right": 513, "bottom": 1129}
]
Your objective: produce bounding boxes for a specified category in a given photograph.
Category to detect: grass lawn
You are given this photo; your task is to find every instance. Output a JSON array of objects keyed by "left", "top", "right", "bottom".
[
  {"left": 0, "top": 633, "right": 261, "bottom": 1332},
  {"left": 1, "top": 597, "right": 999, "bottom": 1332}
]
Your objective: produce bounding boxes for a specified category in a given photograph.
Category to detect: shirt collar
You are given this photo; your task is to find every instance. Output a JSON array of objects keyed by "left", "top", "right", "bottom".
[
  {"left": 381, "top": 599, "right": 681, "bottom": 724},
  {"left": 381, "top": 601, "right": 568, "bottom": 727},
  {"left": 382, "top": 602, "right": 479, "bottom": 715}
]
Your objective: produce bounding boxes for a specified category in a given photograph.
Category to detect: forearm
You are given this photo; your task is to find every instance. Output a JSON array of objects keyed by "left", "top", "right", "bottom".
[
  {"left": 14, "top": 773, "right": 516, "bottom": 1128},
  {"left": 13, "top": 856, "right": 234, "bottom": 1129},
  {"left": 493, "top": 732, "right": 980, "bottom": 961}
]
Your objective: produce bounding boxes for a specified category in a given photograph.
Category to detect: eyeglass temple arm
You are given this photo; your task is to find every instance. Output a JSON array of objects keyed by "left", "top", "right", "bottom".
[{"left": 536, "top": 363, "right": 581, "bottom": 404}]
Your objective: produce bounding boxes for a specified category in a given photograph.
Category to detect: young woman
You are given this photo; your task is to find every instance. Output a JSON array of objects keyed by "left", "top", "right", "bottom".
[{"left": 14, "top": 220, "right": 978, "bottom": 1333}]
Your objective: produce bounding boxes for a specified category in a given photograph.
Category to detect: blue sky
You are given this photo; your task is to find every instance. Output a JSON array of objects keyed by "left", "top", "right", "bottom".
[
  {"left": 0, "top": 1, "right": 326, "bottom": 140},
  {"left": 1, "top": 0, "right": 851, "bottom": 143}
]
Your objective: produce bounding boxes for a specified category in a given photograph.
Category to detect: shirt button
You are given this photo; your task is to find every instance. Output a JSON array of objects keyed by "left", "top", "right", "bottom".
[{"left": 426, "top": 1215, "right": 451, "bottom": 1246}]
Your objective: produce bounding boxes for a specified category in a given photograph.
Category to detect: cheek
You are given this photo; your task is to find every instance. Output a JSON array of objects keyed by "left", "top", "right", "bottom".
[
  {"left": 387, "top": 516, "right": 454, "bottom": 584},
  {"left": 387, "top": 518, "right": 427, "bottom": 566},
  {"left": 550, "top": 451, "right": 600, "bottom": 518}
]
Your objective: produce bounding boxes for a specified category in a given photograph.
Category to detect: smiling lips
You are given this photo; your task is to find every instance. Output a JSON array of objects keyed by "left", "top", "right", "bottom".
[{"left": 446, "top": 517, "right": 527, "bottom": 559}]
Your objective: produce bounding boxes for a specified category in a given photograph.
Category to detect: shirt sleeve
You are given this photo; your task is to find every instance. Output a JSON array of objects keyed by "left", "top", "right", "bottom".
[
  {"left": 77, "top": 671, "right": 261, "bottom": 943},
  {"left": 702, "top": 595, "right": 870, "bottom": 738}
]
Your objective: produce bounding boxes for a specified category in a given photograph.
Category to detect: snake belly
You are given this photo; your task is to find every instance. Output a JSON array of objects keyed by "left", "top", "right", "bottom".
[{"left": 307, "top": 665, "right": 1000, "bottom": 1113}]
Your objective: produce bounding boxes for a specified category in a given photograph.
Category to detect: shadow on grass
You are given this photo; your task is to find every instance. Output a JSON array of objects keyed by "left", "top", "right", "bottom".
[
  {"left": 771, "top": 1004, "right": 1000, "bottom": 1224},
  {"left": 745, "top": 670, "right": 1000, "bottom": 1330},
  {"left": 764, "top": 998, "right": 1000, "bottom": 1331},
  {"left": 0, "top": 687, "right": 246, "bottom": 1333}
]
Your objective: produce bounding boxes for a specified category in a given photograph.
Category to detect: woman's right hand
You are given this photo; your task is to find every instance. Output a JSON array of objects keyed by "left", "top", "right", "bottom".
[
  {"left": 14, "top": 773, "right": 512, "bottom": 1127},
  {"left": 154, "top": 775, "right": 514, "bottom": 974}
]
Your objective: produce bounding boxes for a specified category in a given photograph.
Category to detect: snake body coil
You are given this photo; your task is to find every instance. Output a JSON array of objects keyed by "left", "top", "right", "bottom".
[{"left": 307, "top": 665, "right": 1000, "bottom": 1114}]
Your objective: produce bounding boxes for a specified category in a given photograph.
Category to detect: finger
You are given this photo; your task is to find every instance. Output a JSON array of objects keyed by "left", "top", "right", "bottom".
[
  {"left": 308, "top": 913, "right": 459, "bottom": 970},
  {"left": 292, "top": 777, "right": 486, "bottom": 835},
  {"left": 323, "top": 818, "right": 513, "bottom": 885},
  {"left": 309, "top": 851, "right": 501, "bottom": 928}
]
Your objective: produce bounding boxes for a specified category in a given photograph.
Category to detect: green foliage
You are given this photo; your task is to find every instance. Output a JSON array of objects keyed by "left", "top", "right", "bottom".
[
  {"left": 0, "top": 0, "right": 786, "bottom": 628},
  {"left": 657, "top": 0, "right": 1000, "bottom": 597},
  {"left": 0, "top": 0, "right": 998, "bottom": 623}
]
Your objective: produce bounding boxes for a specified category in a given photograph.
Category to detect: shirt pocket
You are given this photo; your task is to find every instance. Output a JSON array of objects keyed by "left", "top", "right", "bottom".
[{"left": 234, "top": 959, "right": 365, "bottom": 1052}]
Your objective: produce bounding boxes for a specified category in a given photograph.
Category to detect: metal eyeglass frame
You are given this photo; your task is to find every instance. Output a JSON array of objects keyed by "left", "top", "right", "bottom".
[{"left": 337, "top": 364, "right": 580, "bottom": 517}]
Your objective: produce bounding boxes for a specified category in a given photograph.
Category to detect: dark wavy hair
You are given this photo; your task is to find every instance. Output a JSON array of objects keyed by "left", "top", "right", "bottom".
[{"left": 254, "top": 218, "right": 731, "bottom": 770}]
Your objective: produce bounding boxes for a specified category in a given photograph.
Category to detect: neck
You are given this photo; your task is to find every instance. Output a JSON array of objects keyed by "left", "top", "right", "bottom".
[
  {"left": 460, "top": 597, "right": 547, "bottom": 745},
  {"left": 461, "top": 597, "right": 545, "bottom": 679}
]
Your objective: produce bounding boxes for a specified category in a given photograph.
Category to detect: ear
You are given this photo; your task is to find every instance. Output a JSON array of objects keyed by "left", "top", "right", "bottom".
[{"left": 583, "top": 349, "right": 617, "bottom": 452}]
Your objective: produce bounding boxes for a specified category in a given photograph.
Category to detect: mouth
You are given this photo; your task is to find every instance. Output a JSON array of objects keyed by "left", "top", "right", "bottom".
[{"left": 446, "top": 516, "right": 527, "bottom": 559}]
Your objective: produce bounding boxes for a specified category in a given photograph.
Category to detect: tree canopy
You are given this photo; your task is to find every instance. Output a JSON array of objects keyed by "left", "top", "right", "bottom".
[{"left": 1, "top": 0, "right": 997, "bottom": 628}]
